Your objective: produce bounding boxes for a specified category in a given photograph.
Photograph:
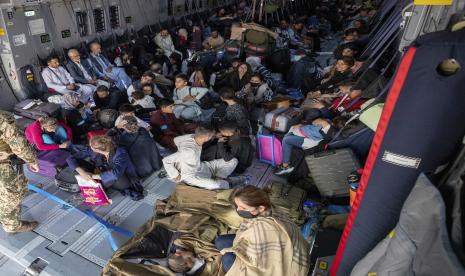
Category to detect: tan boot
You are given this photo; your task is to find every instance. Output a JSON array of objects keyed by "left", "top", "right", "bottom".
[{"left": 4, "top": 221, "right": 38, "bottom": 234}]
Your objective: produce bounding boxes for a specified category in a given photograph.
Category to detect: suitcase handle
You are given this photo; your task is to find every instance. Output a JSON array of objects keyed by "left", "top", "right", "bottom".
[{"left": 314, "top": 150, "right": 337, "bottom": 158}]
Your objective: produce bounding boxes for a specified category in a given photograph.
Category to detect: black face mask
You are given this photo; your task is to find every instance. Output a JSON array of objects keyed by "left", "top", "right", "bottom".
[
  {"left": 250, "top": 83, "right": 260, "bottom": 88},
  {"left": 237, "top": 210, "right": 258, "bottom": 219}
]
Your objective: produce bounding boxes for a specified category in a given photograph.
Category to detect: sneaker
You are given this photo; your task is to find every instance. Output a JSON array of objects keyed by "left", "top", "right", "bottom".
[
  {"left": 4, "top": 221, "right": 38, "bottom": 234},
  {"left": 274, "top": 165, "right": 295, "bottom": 176}
]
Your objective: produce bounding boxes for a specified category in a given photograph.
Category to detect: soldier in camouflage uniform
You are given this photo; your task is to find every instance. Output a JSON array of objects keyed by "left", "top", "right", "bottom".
[{"left": 0, "top": 111, "right": 40, "bottom": 233}]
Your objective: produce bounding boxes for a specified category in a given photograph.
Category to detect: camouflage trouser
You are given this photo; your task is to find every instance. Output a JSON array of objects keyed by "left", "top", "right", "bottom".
[{"left": 0, "top": 163, "right": 28, "bottom": 231}]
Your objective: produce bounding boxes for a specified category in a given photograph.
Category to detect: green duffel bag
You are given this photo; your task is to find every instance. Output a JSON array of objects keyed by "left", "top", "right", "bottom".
[
  {"left": 265, "top": 4, "right": 279, "bottom": 13},
  {"left": 244, "top": 29, "right": 271, "bottom": 46},
  {"left": 268, "top": 182, "right": 307, "bottom": 225}
]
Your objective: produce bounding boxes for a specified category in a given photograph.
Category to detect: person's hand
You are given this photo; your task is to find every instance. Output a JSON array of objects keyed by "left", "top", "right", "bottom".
[
  {"left": 105, "top": 66, "right": 113, "bottom": 73},
  {"left": 218, "top": 136, "right": 228, "bottom": 143},
  {"left": 76, "top": 168, "right": 93, "bottom": 181},
  {"left": 59, "top": 141, "right": 70, "bottom": 149},
  {"left": 174, "top": 175, "right": 181, "bottom": 183},
  {"left": 104, "top": 77, "right": 115, "bottom": 83},
  {"left": 116, "top": 120, "right": 127, "bottom": 129},
  {"left": 66, "top": 83, "right": 76, "bottom": 90},
  {"left": 28, "top": 163, "right": 40, "bottom": 173},
  {"left": 88, "top": 79, "right": 98, "bottom": 85},
  {"left": 313, "top": 118, "right": 330, "bottom": 128},
  {"left": 92, "top": 174, "right": 102, "bottom": 180}
]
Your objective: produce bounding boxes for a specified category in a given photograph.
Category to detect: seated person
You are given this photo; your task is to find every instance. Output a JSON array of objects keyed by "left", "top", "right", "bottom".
[
  {"left": 42, "top": 56, "right": 94, "bottom": 105},
  {"left": 315, "top": 56, "right": 355, "bottom": 94},
  {"left": 126, "top": 71, "right": 163, "bottom": 102},
  {"left": 163, "top": 53, "right": 188, "bottom": 78},
  {"left": 110, "top": 116, "right": 162, "bottom": 178},
  {"left": 172, "top": 74, "right": 209, "bottom": 121},
  {"left": 87, "top": 41, "right": 132, "bottom": 91},
  {"left": 287, "top": 49, "right": 319, "bottom": 91},
  {"left": 66, "top": 49, "right": 110, "bottom": 89},
  {"left": 245, "top": 56, "right": 275, "bottom": 89},
  {"left": 215, "top": 186, "right": 310, "bottom": 275},
  {"left": 201, "top": 122, "right": 253, "bottom": 174},
  {"left": 62, "top": 93, "right": 94, "bottom": 143},
  {"left": 305, "top": 80, "right": 367, "bottom": 121},
  {"left": 202, "top": 30, "right": 225, "bottom": 50},
  {"left": 162, "top": 126, "right": 238, "bottom": 190},
  {"left": 237, "top": 73, "right": 274, "bottom": 106},
  {"left": 25, "top": 117, "right": 72, "bottom": 151},
  {"left": 219, "top": 87, "right": 251, "bottom": 135},
  {"left": 93, "top": 85, "right": 129, "bottom": 111},
  {"left": 189, "top": 66, "right": 215, "bottom": 89},
  {"left": 115, "top": 104, "right": 151, "bottom": 132},
  {"left": 168, "top": 234, "right": 223, "bottom": 276},
  {"left": 274, "top": 118, "right": 337, "bottom": 175},
  {"left": 154, "top": 29, "right": 178, "bottom": 58},
  {"left": 150, "top": 99, "right": 196, "bottom": 150},
  {"left": 131, "top": 90, "right": 156, "bottom": 109},
  {"left": 141, "top": 83, "right": 164, "bottom": 105},
  {"left": 149, "top": 62, "right": 174, "bottom": 87},
  {"left": 217, "top": 63, "right": 252, "bottom": 93},
  {"left": 67, "top": 135, "right": 143, "bottom": 199}
]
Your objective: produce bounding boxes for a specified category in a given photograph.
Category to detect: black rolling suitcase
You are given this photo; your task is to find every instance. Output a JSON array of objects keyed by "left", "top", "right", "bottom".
[{"left": 305, "top": 148, "right": 361, "bottom": 198}]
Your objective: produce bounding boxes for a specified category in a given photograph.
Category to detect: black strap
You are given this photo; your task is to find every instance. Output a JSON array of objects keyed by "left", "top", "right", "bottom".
[{"left": 48, "top": 68, "right": 69, "bottom": 86}]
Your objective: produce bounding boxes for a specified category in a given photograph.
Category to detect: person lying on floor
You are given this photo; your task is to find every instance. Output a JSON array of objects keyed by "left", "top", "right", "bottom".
[
  {"left": 167, "top": 234, "right": 223, "bottom": 276},
  {"left": 108, "top": 116, "right": 162, "bottom": 179},
  {"left": 66, "top": 135, "right": 144, "bottom": 200},
  {"left": 25, "top": 116, "right": 72, "bottom": 151},
  {"left": 162, "top": 125, "right": 238, "bottom": 190},
  {"left": 201, "top": 122, "right": 254, "bottom": 174},
  {"left": 274, "top": 117, "right": 344, "bottom": 176},
  {"left": 215, "top": 185, "right": 310, "bottom": 275},
  {"left": 150, "top": 99, "right": 197, "bottom": 151}
]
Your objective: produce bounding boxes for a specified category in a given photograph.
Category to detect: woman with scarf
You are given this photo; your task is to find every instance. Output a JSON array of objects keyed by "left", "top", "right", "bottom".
[
  {"left": 109, "top": 116, "right": 162, "bottom": 178},
  {"left": 215, "top": 186, "right": 310, "bottom": 275},
  {"left": 61, "top": 93, "right": 94, "bottom": 143},
  {"left": 236, "top": 73, "right": 274, "bottom": 124},
  {"left": 217, "top": 62, "right": 252, "bottom": 92},
  {"left": 66, "top": 135, "right": 144, "bottom": 200}
]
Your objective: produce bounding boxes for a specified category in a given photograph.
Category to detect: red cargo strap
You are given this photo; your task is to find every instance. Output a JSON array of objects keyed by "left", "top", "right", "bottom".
[{"left": 330, "top": 47, "right": 417, "bottom": 276}]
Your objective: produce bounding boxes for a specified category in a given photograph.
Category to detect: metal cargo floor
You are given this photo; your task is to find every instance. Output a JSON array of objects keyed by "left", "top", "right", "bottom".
[{"left": 0, "top": 160, "right": 283, "bottom": 275}]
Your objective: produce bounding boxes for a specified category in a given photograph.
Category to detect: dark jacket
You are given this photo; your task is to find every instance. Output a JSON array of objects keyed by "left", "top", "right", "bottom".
[
  {"left": 224, "top": 104, "right": 251, "bottom": 135},
  {"left": 317, "top": 70, "right": 353, "bottom": 94},
  {"left": 201, "top": 136, "right": 254, "bottom": 173},
  {"left": 218, "top": 72, "right": 251, "bottom": 92},
  {"left": 150, "top": 110, "right": 196, "bottom": 150},
  {"left": 65, "top": 59, "right": 100, "bottom": 84},
  {"left": 287, "top": 56, "right": 316, "bottom": 89},
  {"left": 67, "top": 145, "right": 141, "bottom": 191},
  {"left": 93, "top": 91, "right": 129, "bottom": 110},
  {"left": 110, "top": 128, "right": 162, "bottom": 178}
]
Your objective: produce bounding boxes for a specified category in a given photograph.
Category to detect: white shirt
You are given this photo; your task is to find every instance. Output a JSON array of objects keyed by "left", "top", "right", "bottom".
[
  {"left": 162, "top": 134, "right": 202, "bottom": 181},
  {"left": 41, "top": 66, "right": 75, "bottom": 93}
]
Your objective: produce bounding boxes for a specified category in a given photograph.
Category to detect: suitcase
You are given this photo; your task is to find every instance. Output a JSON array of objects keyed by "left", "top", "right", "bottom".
[
  {"left": 33, "top": 150, "right": 71, "bottom": 177},
  {"left": 87, "top": 129, "right": 109, "bottom": 141},
  {"left": 256, "top": 134, "right": 282, "bottom": 167},
  {"left": 14, "top": 99, "right": 61, "bottom": 120},
  {"left": 305, "top": 148, "right": 361, "bottom": 198},
  {"left": 261, "top": 96, "right": 292, "bottom": 111},
  {"left": 264, "top": 107, "right": 303, "bottom": 133},
  {"left": 54, "top": 167, "right": 80, "bottom": 193}
]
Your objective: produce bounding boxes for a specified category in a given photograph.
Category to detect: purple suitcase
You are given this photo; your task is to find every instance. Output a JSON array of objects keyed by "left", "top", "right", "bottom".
[{"left": 32, "top": 150, "right": 71, "bottom": 177}]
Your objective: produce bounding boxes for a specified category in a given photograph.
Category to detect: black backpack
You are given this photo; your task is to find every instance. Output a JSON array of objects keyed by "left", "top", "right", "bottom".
[{"left": 54, "top": 167, "right": 80, "bottom": 193}]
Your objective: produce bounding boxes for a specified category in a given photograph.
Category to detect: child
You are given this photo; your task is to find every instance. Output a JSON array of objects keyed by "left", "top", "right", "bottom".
[
  {"left": 115, "top": 104, "right": 151, "bottom": 132},
  {"left": 131, "top": 90, "right": 156, "bottom": 109}
]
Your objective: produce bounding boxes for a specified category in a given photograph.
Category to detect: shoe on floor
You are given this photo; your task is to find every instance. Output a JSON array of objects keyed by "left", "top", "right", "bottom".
[
  {"left": 4, "top": 221, "right": 38, "bottom": 234},
  {"left": 274, "top": 165, "right": 295, "bottom": 176}
]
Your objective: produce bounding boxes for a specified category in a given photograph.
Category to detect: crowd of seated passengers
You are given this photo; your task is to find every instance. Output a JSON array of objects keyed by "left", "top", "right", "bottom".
[{"left": 25, "top": 1, "right": 380, "bottom": 273}]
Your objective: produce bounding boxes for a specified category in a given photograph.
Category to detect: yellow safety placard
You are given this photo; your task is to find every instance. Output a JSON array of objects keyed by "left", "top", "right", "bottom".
[
  {"left": 0, "top": 28, "right": 5, "bottom": 36},
  {"left": 414, "top": 0, "right": 453, "bottom": 5},
  {"left": 319, "top": 261, "right": 328, "bottom": 270}
]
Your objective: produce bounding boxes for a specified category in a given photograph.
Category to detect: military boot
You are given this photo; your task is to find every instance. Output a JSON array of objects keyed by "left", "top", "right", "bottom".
[{"left": 4, "top": 221, "right": 38, "bottom": 233}]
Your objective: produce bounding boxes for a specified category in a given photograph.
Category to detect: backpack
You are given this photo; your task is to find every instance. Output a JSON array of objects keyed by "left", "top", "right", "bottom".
[
  {"left": 54, "top": 167, "right": 80, "bottom": 193},
  {"left": 97, "top": 109, "right": 119, "bottom": 129},
  {"left": 268, "top": 182, "right": 307, "bottom": 225}
]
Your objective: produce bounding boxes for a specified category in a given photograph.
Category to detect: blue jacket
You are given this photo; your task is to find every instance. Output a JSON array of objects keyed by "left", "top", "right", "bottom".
[
  {"left": 67, "top": 145, "right": 140, "bottom": 186},
  {"left": 299, "top": 125, "right": 324, "bottom": 140}
]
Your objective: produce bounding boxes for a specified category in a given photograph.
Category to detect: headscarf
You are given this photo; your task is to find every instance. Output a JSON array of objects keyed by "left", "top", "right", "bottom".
[
  {"left": 63, "top": 93, "right": 87, "bottom": 118},
  {"left": 246, "top": 56, "right": 262, "bottom": 71}
]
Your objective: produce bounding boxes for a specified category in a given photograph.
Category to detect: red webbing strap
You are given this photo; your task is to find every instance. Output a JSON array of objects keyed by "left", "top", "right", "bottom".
[{"left": 330, "top": 47, "right": 418, "bottom": 276}]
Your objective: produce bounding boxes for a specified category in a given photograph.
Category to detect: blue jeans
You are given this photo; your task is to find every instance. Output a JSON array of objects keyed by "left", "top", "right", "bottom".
[
  {"left": 42, "top": 126, "right": 68, "bottom": 145},
  {"left": 282, "top": 134, "right": 305, "bottom": 164},
  {"left": 215, "top": 234, "right": 236, "bottom": 272}
]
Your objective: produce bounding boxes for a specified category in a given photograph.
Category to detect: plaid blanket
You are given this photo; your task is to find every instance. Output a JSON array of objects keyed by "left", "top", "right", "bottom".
[{"left": 225, "top": 215, "right": 310, "bottom": 276}]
